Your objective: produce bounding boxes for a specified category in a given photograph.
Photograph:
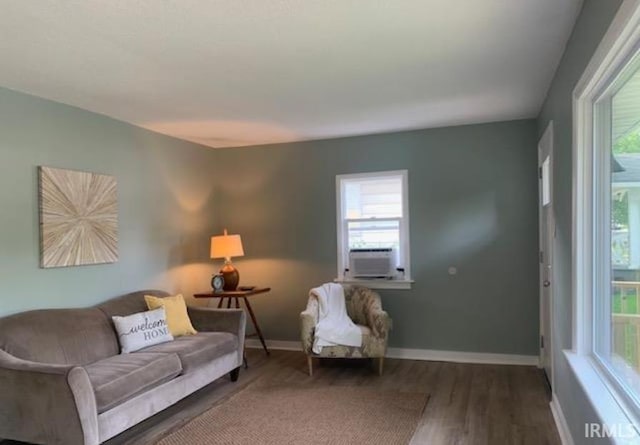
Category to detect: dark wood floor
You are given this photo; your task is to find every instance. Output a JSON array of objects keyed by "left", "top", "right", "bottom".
[{"left": 2, "top": 349, "right": 560, "bottom": 445}]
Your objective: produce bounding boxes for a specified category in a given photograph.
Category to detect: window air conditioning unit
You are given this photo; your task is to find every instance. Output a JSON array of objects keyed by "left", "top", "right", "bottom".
[{"left": 349, "top": 248, "right": 395, "bottom": 278}]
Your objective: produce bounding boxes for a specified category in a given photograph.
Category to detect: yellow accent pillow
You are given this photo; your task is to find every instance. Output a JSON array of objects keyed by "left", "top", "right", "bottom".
[{"left": 144, "top": 294, "right": 197, "bottom": 337}]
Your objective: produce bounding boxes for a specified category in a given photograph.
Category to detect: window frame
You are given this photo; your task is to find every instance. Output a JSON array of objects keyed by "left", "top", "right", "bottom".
[
  {"left": 335, "top": 170, "right": 412, "bottom": 290},
  {"left": 572, "top": 0, "right": 640, "bottom": 436}
]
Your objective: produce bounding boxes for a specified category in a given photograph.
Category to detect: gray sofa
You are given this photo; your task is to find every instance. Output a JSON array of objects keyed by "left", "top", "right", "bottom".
[{"left": 0, "top": 290, "right": 246, "bottom": 445}]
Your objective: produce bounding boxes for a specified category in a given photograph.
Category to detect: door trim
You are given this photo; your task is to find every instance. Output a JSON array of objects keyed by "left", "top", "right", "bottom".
[{"left": 539, "top": 120, "right": 555, "bottom": 389}]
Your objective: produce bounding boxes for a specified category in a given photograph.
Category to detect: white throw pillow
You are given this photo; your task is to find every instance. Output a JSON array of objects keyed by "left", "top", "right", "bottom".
[{"left": 112, "top": 307, "right": 174, "bottom": 353}]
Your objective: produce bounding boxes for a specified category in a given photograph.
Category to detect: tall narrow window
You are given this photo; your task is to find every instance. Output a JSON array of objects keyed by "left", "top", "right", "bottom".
[
  {"left": 541, "top": 156, "right": 551, "bottom": 206},
  {"left": 336, "top": 170, "right": 411, "bottom": 288},
  {"left": 594, "top": 50, "right": 640, "bottom": 410}
]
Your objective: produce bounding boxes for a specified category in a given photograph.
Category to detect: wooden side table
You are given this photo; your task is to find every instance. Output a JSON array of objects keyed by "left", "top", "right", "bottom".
[{"left": 194, "top": 287, "right": 271, "bottom": 357}]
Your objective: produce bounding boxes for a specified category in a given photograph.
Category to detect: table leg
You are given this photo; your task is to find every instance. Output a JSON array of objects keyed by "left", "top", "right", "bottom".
[
  {"left": 243, "top": 297, "right": 269, "bottom": 355},
  {"left": 227, "top": 298, "right": 232, "bottom": 309},
  {"left": 234, "top": 297, "right": 246, "bottom": 367},
  {"left": 217, "top": 297, "right": 224, "bottom": 308}
]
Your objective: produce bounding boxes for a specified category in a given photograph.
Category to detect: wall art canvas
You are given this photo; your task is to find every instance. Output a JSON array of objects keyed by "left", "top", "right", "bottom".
[{"left": 38, "top": 166, "right": 118, "bottom": 268}]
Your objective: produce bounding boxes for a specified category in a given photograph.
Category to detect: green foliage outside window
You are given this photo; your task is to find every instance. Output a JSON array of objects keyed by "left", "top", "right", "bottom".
[
  {"left": 612, "top": 131, "right": 640, "bottom": 228},
  {"left": 614, "top": 131, "right": 640, "bottom": 154},
  {"left": 613, "top": 192, "right": 629, "bottom": 228}
]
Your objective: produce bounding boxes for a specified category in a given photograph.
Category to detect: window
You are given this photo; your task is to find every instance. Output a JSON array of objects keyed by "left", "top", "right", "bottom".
[
  {"left": 541, "top": 156, "right": 551, "bottom": 206},
  {"left": 592, "top": 51, "right": 640, "bottom": 413},
  {"left": 572, "top": 3, "right": 640, "bottom": 430},
  {"left": 336, "top": 170, "right": 411, "bottom": 289}
]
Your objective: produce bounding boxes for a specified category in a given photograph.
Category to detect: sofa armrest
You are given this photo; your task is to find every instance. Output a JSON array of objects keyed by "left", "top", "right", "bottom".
[
  {"left": 300, "top": 297, "right": 319, "bottom": 355},
  {"left": 187, "top": 307, "right": 246, "bottom": 335},
  {"left": 0, "top": 349, "right": 99, "bottom": 445},
  {"left": 187, "top": 307, "right": 246, "bottom": 364}
]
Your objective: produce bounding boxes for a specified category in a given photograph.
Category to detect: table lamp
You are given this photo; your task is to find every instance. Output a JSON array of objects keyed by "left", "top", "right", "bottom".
[{"left": 210, "top": 229, "right": 244, "bottom": 291}]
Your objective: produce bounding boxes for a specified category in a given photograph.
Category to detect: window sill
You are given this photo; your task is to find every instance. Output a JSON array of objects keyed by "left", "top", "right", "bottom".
[
  {"left": 564, "top": 350, "right": 640, "bottom": 444},
  {"left": 334, "top": 278, "right": 413, "bottom": 290}
]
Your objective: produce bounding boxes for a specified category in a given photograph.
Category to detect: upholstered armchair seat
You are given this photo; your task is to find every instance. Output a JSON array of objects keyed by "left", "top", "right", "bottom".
[{"left": 300, "top": 286, "right": 391, "bottom": 375}]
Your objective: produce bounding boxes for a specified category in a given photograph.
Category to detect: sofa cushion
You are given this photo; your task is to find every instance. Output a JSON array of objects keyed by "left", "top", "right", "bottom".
[
  {"left": 85, "top": 352, "right": 182, "bottom": 413},
  {"left": 136, "top": 332, "right": 238, "bottom": 373},
  {"left": 0, "top": 308, "right": 119, "bottom": 365},
  {"left": 97, "top": 290, "right": 170, "bottom": 319}
]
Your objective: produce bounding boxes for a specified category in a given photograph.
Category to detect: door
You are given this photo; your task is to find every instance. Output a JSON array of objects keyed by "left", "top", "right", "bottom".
[{"left": 538, "top": 122, "right": 554, "bottom": 386}]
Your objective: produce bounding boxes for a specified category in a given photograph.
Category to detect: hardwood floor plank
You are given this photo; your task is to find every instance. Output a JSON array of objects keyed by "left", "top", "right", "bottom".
[{"left": 461, "top": 365, "right": 491, "bottom": 444}]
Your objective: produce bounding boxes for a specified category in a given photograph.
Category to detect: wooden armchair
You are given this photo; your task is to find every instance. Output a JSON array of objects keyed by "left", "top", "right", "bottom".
[{"left": 300, "top": 286, "right": 392, "bottom": 376}]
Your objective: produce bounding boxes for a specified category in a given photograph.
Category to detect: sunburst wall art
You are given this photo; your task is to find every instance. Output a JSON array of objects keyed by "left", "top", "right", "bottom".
[{"left": 38, "top": 166, "right": 119, "bottom": 268}]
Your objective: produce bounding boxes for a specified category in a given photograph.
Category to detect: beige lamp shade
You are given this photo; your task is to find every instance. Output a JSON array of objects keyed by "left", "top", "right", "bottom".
[{"left": 210, "top": 230, "right": 244, "bottom": 259}]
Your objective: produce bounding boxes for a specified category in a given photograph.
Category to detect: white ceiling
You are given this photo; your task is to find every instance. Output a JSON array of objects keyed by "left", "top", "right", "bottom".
[{"left": 0, "top": 0, "right": 581, "bottom": 148}]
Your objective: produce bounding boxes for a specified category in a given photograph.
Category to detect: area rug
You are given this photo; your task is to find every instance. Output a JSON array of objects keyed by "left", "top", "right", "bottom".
[{"left": 156, "top": 380, "right": 429, "bottom": 445}]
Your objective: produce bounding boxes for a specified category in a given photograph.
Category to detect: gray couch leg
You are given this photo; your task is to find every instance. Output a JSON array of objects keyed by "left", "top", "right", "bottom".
[{"left": 230, "top": 367, "right": 240, "bottom": 382}]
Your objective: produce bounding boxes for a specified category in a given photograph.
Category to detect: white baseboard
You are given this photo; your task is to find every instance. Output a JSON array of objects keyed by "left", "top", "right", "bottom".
[
  {"left": 245, "top": 339, "right": 540, "bottom": 366},
  {"left": 550, "top": 393, "right": 574, "bottom": 445},
  {"left": 385, "top": 347, "right": 540, "bottom": 366}
]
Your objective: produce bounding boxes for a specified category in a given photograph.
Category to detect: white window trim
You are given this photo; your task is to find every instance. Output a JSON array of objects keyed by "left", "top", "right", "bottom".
[
  {"left": 571, "top": 0, "right": 640, "bottom": 441},
  {"left": 333, "top": 278, "right": 413, "bottom": 290},
  {"left": 335, "top": 170, "right": 412, "bottom": 290}
]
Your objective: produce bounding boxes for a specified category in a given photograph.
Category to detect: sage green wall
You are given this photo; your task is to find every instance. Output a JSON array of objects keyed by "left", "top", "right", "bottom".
[
  {"left": 0, "top": 85, "right": 540, "bottom": 356},
  {"left": 0, "top": 86, "right": 220, "bottom": 317},
  {"left": 213, "top": 119, "right": 540, "bottom": 355},
  {"left": 537, "top": 0, "right": 622, "bottom": 442}
]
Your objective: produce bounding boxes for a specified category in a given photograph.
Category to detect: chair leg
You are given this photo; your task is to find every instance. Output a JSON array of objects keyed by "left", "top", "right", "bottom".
[
  {"left": 307, "top": 355, "right": 313, "bottom": 376},
  {"left": 378, "top": 357, "right": 384, "bottom": 376}
]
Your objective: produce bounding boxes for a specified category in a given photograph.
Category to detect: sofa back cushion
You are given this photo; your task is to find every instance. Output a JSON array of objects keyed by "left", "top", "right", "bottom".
[
  {"left": 0, "top": 307, "right": 119, "bottom": 365},
  {"left": 97, "top": 290, "right": 170, "bottom": 318}
]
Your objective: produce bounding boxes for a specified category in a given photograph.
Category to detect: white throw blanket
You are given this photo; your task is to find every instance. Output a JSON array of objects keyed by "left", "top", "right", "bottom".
[{"left": 311, "top": 283, "right": 362, "bottom": 354}]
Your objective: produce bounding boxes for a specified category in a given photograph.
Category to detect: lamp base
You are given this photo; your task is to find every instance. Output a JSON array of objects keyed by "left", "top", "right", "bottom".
[{"left": 220, "top": 262, "right": 239, "bottom": 291}]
